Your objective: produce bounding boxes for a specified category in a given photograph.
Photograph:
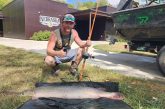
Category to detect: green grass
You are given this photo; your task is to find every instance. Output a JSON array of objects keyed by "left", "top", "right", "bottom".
[
  {"left": 0, "top": 45, "right": 165, "bottom": 109},
  {"left": 93, "top": 42, "right": 157, "bottom": 57}
]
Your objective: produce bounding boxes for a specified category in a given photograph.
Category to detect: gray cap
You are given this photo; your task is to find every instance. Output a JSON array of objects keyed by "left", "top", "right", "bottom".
[{"left": 63, "top": 14, "right": 75, "bottom": 22}]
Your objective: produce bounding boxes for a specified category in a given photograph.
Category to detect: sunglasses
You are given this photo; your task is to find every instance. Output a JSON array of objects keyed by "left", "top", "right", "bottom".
[{"left": 63, "top": 17, "right": 75, "bottom": 22}]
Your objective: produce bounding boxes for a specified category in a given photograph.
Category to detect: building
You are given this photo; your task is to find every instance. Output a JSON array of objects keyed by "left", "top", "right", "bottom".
[
  {"left": 0, "top": 12, "right": 4, "bottom": 37},
  {"left": 72, "top": 6, "right": 116, "bottom": 40},
  {"left": 1, "top": 0, "right": 116, "bottom": 40},
  {"left": 2, "top": 0, "right": 73, "bottom": 39}
]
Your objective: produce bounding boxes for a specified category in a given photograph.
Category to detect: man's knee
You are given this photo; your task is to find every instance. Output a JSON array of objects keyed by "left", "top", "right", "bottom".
[{"left": 44, "top": 56, "right": 55, "bottom": 67}]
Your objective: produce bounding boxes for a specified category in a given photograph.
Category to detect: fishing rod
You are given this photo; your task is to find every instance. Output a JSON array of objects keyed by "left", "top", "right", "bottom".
[{"left": 79, "top": 0, "right": 99, "bottom": 81}]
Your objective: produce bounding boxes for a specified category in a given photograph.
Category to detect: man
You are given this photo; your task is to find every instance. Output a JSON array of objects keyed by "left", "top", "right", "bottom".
[{"left": 44, "top": 14, "right": 91, "bottom": 76}]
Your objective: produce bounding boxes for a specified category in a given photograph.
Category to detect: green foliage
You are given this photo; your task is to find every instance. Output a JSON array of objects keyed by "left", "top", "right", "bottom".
[
  {"left": 98, "top": 0, "right": 109, "bottom": 7},
  {"left": 0, "top": 0, "right": 12, "bottom": 9},
  {"left": 80, "top": 1, "right": 96, "bottom": 9},
  {"left": 72, "top": 0, "right": 110, "bottom": 10},
  {"left": 30, "top": 30, "right": 51, "bottom": 41},
  {"left": 84, "top": 1, "right": 96, "bottom": 8},
  {"left": 68, "top": 4, "right": 74, "bottom": 8},
  {"left": 75, "top": 2, "right": 95, "bottom": 10}
]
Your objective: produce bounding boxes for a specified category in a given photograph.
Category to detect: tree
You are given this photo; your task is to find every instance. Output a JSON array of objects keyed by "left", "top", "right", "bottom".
[
  {"left": 70, "top": 0, "right": 110, "bottom": 10},
  {"left": 0, "top": 0, "right": 12, "bottom": 10},
  {"left": 72, "top": 1, "right": 96, "bottom": 10},
  {"left": 0, "top": 0, "right": 67, "bottom": 10},
  {"left": 68, "top": 4, "right": 74, "bottom": 8},
  {"left": 77, "top": 1, "right": 96, "bottom": 10},
  {"left": 83, "top": 1, "right": 96, "bottom": 9},
  {"left": 97, "top": 0, "right": 109, "bottom": 6}
]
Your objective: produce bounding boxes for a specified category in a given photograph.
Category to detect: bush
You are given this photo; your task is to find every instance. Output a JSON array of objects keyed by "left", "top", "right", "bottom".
[{"left": 31, "top": 30, "right": 51, "bottom": 41}]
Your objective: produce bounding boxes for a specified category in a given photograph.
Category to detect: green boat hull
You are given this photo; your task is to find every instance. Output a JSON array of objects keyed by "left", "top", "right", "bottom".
[{"left": 112, "top": 3, "right": 165, "bottom": 41}]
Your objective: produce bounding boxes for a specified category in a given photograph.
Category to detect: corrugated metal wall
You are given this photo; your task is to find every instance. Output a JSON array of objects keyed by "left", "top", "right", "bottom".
[
  {"left": 2, "top": 0, "right": 69, "bottom": 39},
  {"left": 2, "top": 0, "right": 116, "bottom": 40},
  {"left": 24, "top": 0, "right": 68, "bottom": 39},
  {"left": 2, "top": 0, "right": 25, "bottom": 39}
]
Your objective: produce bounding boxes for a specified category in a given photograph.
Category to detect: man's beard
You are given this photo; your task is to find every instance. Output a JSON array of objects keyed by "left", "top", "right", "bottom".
[{"left": 63, "top": 27, "right": 72, "bottom": 34}]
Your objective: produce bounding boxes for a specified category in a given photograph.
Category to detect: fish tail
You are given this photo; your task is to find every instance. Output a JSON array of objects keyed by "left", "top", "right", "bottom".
[{"left": 99, "top": 92, "right": 124, "bottom": 100}]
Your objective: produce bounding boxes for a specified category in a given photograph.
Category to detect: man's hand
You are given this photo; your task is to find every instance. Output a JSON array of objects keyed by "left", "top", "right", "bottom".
[
  {"left": 58, "top": 49, "right": 67, "bottom": 57},
  {"left": 73, "top": 29, "right": 92, "bottom": 48},
  {"left": 85, "top": 40, "right": 92, "bottom": 47}
]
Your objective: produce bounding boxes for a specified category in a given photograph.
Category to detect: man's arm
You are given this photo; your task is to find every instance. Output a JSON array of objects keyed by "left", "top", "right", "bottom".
[
  {"left": 47, "top": 32, "right": 66, "bottom": 57},
  {"left": 72, "top": 29, "right": 91, "bottom": 48}
]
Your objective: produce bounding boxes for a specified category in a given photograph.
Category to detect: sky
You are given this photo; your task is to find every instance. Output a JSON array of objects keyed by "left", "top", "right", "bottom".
[{"left": 66, "top": 0, "right": 121, "bottom": 7}]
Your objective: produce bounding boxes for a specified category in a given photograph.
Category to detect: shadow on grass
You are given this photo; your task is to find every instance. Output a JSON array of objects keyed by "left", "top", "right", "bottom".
[{"left": 41, "top": 63, "right": 72, "bottom": 82}]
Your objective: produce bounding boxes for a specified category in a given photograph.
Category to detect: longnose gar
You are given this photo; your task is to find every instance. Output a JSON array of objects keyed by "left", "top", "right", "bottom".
[{"left": 21, "top": 86, "right": 124, "bottom": 100}]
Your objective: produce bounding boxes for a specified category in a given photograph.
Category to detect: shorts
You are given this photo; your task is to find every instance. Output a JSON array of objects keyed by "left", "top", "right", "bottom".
[{"left": 55, "top": 48, "right": 78, "bottom": 64}]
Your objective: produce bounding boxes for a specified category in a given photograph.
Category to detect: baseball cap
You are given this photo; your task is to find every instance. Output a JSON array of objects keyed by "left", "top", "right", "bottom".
[{"left": 63, "top": 14, "right": 75, "bottom": 22}]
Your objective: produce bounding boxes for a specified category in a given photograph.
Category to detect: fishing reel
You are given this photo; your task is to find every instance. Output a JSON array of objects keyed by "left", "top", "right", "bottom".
[
  {"left": 82, "top": 52, "right": 95, "bottom": 59},
  {"left": 63, "top": 46, "right": 71, "bottom": 52}
]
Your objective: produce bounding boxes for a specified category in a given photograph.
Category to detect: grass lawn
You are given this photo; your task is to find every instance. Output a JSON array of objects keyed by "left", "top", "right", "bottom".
[
  {"left": 93, "top": 42, "right": 157, "bottom": 57},
  {"left": 0, "top": 45, "right": 165, "bottom": 109}
]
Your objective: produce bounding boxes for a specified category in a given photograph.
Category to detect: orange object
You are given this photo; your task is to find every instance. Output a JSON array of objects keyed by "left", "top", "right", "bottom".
[{"left": 79, "top": 1, "right": 99, "bottom": 81}]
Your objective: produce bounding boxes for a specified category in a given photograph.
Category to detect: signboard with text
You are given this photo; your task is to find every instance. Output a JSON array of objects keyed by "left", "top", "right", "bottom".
[{"left": 39, "top": 15, "right": 60, "bottom": 27}]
